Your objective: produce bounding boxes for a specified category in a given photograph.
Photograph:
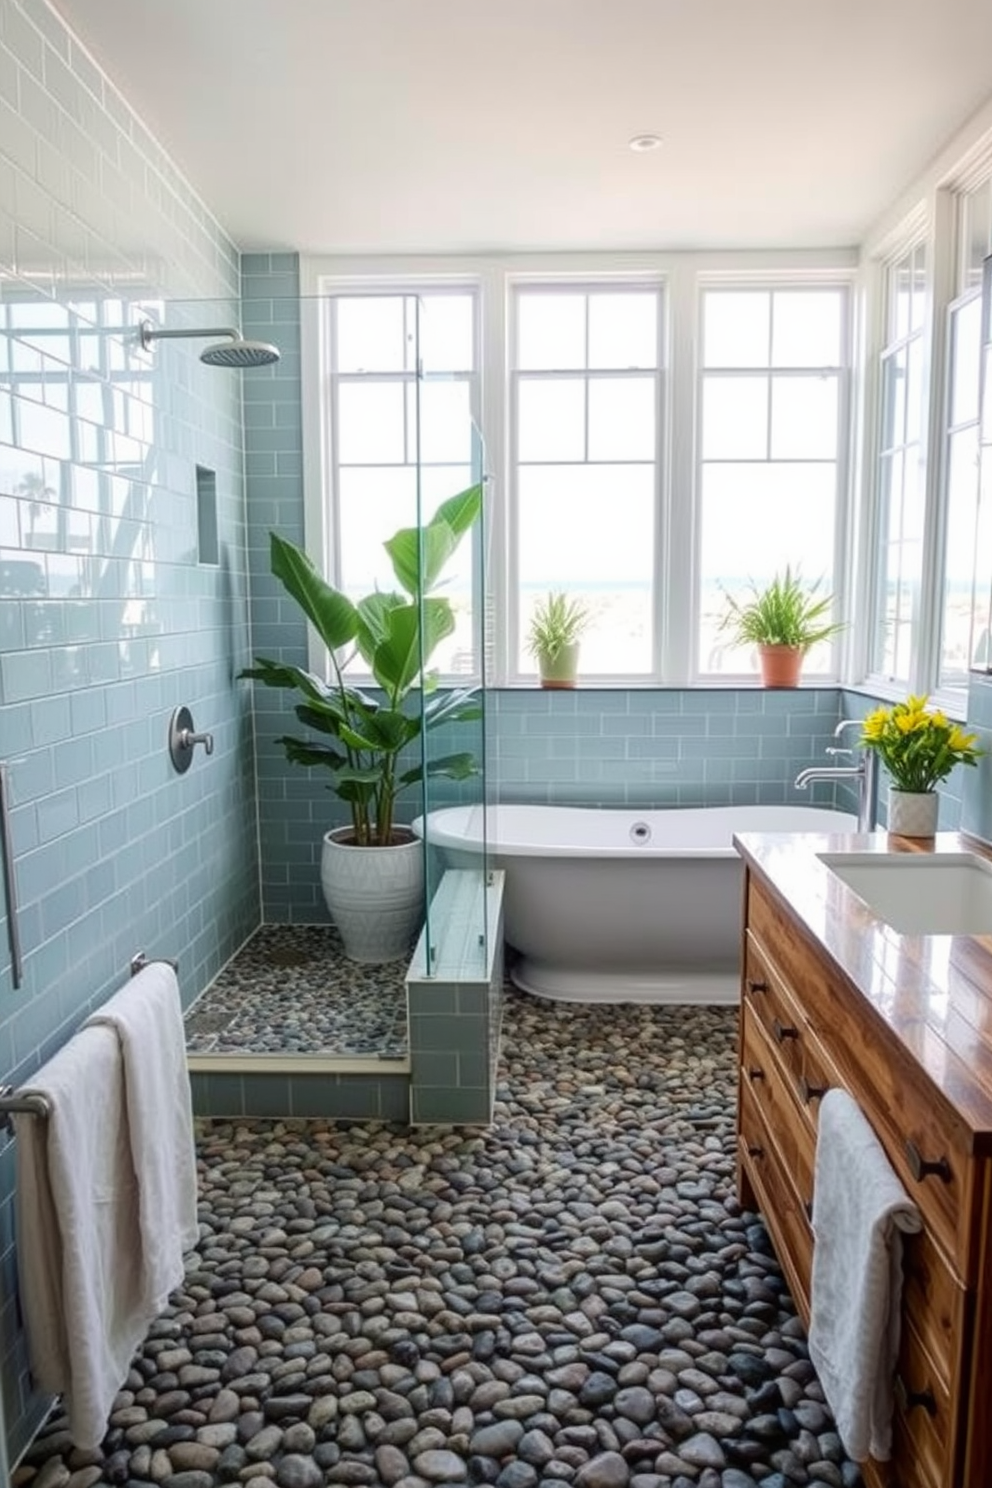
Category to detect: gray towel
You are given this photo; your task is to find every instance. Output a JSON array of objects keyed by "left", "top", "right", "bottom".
[
  {"left": 808, "top": 1088, "right": 921, "bottom": 1462},
  {"left": 14, "top": 1026, "right": 149, "bottom": 1449}
]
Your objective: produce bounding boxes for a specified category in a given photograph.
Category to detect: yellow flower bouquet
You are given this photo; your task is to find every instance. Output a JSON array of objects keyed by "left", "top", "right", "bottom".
[{"left": 859, "top": 695, "right": 983, "bottom": 793}]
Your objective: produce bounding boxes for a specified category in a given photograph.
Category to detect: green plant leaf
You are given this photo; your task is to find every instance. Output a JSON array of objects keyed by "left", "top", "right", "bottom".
[
  {"left": 385, "top": 482, "right": 482, "bottom": 596},
  {"left": 279, "top": 737, "right": 349, "bottom": 771},
  {"left": 241, "top": 659, "right": 338, "bottom": 706},
  {"left": 432, "top": 482, "right": 483, "bottom": 540},
  {"left": 385, "top": 521, "right": 456, "bottom": 599},
  {"left": 422, "top": 686, "right": 483, "bottom": 728},
  {"left": 355, "top": 591, "right": 407, "bottom": 662},
  {"left": 371, "top": 598, "right": 455, "bottom": 696},
  {"left": 270, "top": 533, "right": 359, "bottom": 650},
  {"left": 398, "top": 752, "right": 480, "bottom": 787}
]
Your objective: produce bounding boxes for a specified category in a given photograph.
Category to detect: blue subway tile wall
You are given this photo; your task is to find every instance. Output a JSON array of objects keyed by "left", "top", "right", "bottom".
[
  {"left": 240, "top": 265, "right": 311, "bottom": 922},
  {"left": 0, "top": 1, "right": 260, "bottom": 1463},
  {"left": 489, "top": 687, "right": 844, "bottom": 808}
]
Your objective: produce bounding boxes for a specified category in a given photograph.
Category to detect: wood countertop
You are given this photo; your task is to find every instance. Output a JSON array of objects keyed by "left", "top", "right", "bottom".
[{"left": 733, "top": 828, "right": 992, "bottom": 1151}]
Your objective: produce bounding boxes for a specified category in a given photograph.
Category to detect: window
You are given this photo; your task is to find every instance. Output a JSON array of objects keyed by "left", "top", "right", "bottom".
[
  {"left": 936, "top": 183, "right": 992, "bottom": 692},
  {"left": 320, "top": 289, "right": 480, "bottom": 675},
  {"left": 698, "top": 286, "right": 848, "bottom": 677},
  {"left": 509, "top": 284, "right": 662, "bottom": 678},
  {"left": 870, "top": 242, "right": 929, "bottom": 684},
  {"left": 306, "top": 257, "right": 856, "bottom": 686}
]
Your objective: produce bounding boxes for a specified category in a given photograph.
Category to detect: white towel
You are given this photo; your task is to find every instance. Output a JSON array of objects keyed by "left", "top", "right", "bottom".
[
  {"left": 85, "top": 961, "right": 199, "bottom": 1309},
  {"left": 13, "top": 1025, "right": 151, "bottom": 1449},
  {"left": 809, "top": 1087, "right": 922, "bottom": 1462}
]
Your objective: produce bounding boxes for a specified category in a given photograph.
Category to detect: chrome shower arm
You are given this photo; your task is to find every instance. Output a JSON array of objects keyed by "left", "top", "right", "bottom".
[{"left": 139, "top": 322, "right": 239, "bottom": 350}]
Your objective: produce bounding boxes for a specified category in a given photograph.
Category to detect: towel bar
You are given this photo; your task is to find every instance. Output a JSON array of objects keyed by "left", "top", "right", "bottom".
[
  {"left": 130, "top": 951, "right": 179, "bottom": 976},
  {"left": 0, "top": 951, "right": 179, "bottom": 1133},
  {"left": 0, "top": 1087, "right": 50, "bottom": 1126}
]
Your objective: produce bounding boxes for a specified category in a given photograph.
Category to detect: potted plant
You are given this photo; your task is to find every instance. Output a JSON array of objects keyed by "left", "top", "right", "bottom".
[
  {"left": 720, "top": 567, "right": 844, "bottom": 687},
  {"left": 527, "top": 591, "right": 589, "bottom": 688},
  {"left": 860, "top": 695, "right": 983, "bottom": 836},
  {"left": 241, "top": 483, "right": 483, "bottom": 962}
]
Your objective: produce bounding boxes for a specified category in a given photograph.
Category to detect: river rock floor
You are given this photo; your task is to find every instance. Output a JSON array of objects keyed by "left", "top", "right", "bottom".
[
  {"left": 184, "top": 926, "right": 409, "bottom": 1059},
  {"left": 18, "top": 994, "right": 862, "bottom": 1488}
]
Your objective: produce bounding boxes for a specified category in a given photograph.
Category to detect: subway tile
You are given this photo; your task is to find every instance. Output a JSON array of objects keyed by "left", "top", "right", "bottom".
[{"left": 411, "top": 1085, "right": 490, "bottom": 1124}]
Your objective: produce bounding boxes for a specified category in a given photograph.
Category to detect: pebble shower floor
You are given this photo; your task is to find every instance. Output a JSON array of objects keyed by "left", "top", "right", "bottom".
[{"left": 17, "top": 994, "right": 863, "bottom": 1488}]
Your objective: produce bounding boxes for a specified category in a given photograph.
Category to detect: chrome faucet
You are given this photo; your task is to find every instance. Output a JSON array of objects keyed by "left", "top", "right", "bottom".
[{"left": 794, "top": 718, "right": 879, "bottom": 832}]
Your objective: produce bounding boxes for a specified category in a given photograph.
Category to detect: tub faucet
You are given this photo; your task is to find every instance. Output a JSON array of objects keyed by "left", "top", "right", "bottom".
[{"left": 794, "top": 718, "right": 879, "bottom": 832}]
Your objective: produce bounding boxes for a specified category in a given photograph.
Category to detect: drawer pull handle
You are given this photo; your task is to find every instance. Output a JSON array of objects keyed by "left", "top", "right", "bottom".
[
  {"left": 747, "top": 1143, "right": 764, "bottom": 1159},
  {"left": 745, "top": 978, "right": 768, "bottom": 995},
  {"left": 747, "top": 1066, "right": 765, "bottom": 1082},
  {"left": 894, "top": 1375, "right": 937, "bottom": 1416},
  {"left": 799, "top": 1075, "right": 829, "bottom": 1105},
  {"left": 905, "top": 1140, "right": 952, "bottom": 1185},
  {"left": 773, "top": 1018, "right": 799, "bottom": 1043}
]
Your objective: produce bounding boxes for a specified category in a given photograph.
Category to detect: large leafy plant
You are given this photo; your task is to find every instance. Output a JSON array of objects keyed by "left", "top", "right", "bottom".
[{"left": 241, "top": 484, "right": 483, "bottom": 846}]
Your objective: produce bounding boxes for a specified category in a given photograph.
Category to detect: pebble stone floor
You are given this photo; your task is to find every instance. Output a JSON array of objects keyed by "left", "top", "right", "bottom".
[
  {"left": 184, "top": 927, "right": 409, "bottom": 1059},
  {"left": 18, "top": 994, "right": 864, "bottom": 1488}
]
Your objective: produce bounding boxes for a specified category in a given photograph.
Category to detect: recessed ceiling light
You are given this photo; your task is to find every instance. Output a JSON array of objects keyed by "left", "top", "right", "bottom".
[{"left": 629, "top": 134, "right": 662, "bottom": 152}]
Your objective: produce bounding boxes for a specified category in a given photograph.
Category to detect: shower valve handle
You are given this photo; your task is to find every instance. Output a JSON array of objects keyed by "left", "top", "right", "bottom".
[
  {"left": 182, "top": 728, "right": 214, "bottom": 755},
  {"left": 169, "top": 706, "right": 215, "bottom": 773}
]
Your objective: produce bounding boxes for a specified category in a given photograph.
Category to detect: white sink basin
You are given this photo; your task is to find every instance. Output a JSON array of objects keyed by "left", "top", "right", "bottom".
[{"left": 817, "top": 851, "right": 992, "bottom": 935}]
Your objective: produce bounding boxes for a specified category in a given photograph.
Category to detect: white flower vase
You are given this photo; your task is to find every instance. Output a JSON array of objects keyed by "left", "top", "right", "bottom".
[{"left": 887, "top": 788, "right": 939, "bottom": 837}]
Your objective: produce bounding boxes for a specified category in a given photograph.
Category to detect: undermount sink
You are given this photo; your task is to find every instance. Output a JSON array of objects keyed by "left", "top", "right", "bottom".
[{"left": 817, "top": 851, "right": 992, "bottom": 935}]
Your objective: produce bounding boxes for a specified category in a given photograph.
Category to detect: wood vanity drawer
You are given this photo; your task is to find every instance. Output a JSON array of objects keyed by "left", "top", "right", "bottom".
[
  {"left": 741, "top": 1006, "right": 815, "bottom": 1204},
  {"left": 890, "top": 1312, "right": 958, "bottom": 1488},
  {"left": 743, "top": 930, "right": 807, "bottom": 1084},
  {"left": 747, "top": 880, "right": 972, "bottom": 1272},
  {"left": 738, "top": 1077, "right": 812, "bottom": 1320},
  {"left": 899, "top": 1229, "right": 965, "bottom": 1397}
]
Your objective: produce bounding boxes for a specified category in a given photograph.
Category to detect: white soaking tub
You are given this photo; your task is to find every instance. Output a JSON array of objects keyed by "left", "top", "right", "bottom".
[{"left": 415, "top": 803, "right": 858, "bottom": 1004}]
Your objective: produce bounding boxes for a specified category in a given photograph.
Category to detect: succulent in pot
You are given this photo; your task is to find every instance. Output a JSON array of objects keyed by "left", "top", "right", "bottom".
[
  {"left": 240, "top": 483, "right": 483, "bottom": 961},
  {"left": 720, "top": 567, "right": 844, "bottom": 687},
  {"left": 527, "top": 591, "right": 589, "bottom": 688}
]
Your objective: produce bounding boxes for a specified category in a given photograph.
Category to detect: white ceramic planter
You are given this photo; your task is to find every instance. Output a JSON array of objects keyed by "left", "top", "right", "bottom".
[
  {"left": 320, "top": 828, "right": 425, "bottom": 963},
  {"left": 887, "top": 788, "right": 939, "bottom": 838}
]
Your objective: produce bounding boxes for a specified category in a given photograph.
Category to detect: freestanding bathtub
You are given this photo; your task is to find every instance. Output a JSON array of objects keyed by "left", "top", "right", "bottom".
[{"left": 416, "top": 803, "right": 858, "bottom": 1003}]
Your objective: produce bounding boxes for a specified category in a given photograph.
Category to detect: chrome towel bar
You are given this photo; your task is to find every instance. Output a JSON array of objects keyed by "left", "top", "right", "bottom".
[
  {"left": 0, "top": 950, "right": 180, "bottom": 1132},
  {"left": 130, "top": 951, "right": 179, "bottom": 976}
]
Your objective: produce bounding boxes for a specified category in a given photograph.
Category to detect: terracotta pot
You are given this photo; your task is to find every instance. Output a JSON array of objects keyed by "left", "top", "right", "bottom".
[
  {"left": 758, "top": 644, "right": 803, "bottom": 688},
  {"left": 887, "top": 788, "right": 939, "bottom": 838}
]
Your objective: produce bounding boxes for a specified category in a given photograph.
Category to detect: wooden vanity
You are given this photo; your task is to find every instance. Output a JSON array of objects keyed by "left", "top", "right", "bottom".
[{"left": 733, "top": 830, "right": 992, "bottom": 1488}]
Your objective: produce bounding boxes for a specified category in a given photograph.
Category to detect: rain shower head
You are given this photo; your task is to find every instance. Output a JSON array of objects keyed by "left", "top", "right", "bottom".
[{"left": 139, "top": 320, "right": 280, "bottom": 368}]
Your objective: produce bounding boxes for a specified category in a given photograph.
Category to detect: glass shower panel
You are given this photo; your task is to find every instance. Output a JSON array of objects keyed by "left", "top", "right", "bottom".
[{"left": 413, "top": 295, "right": 489, "bottom": 977}]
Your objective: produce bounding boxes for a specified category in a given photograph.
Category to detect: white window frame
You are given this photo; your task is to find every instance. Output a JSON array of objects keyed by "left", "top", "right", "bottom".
[
  {"left": 863, "top": 235, "right": 933, "bottom": 692},
  {"left": 506, "top": 273, "right": 666, "bottom": 685},
  {"left": 931, "top": 179, "right": 992, "bottom": 705},
  {"left": 302, "top": 251, "right": 858, "bottom": 687},
  {"left": 692, "top": 272, "right": 854, "bottom": 685},
  {"left": 300, "top": 275, "right": 483, "bottom": 681}
]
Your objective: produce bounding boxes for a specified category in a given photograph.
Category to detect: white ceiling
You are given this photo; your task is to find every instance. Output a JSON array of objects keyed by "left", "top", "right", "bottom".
[{"left": 52, "top": 0, "right": 992, "bottom": 255}]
